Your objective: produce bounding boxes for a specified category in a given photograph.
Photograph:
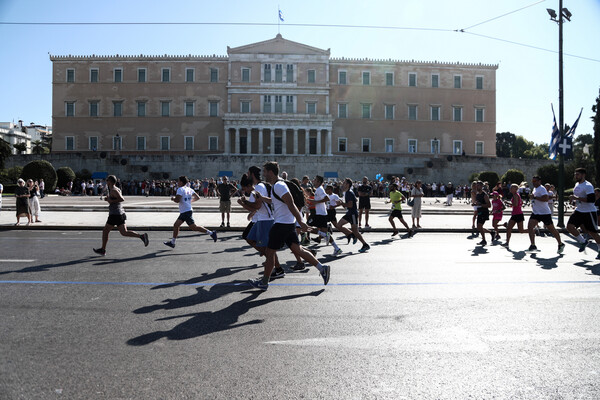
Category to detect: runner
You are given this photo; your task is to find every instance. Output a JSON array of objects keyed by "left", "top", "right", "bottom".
[
  {"left": 470, "top": 181, "right": 478, "bottom": 230},
  {"left": 502, "top": 184, "right": 526, "bottom": 248},
  {"left": 338, "top": 178, "right": 370, "bottom": 252},
  {"left": 163, "top": 176, "right": 217, "bottom": 248},
  {"left": 325, "top": 184, "right": 343, "bottom": 234},
  {"left": 474, "top": 181, "right": 492, "bottom": 246},
  {"left": 93, "top": 175, "right": 149, "bottom": 255},
  {"left": 357, "top": 176, "right": 372, "bottom": 229},
  {"left": 306, "top": 175, "right": 342, "bottom": 255},
  {"left": 237, "top": 174, "right": 259, "bottom": 252},
  {"left": 566, "top": 168, "right": 600, "bottom": 257},
  {"left": 388, "top": 183, "right": 413, "bottom": 237},
  {"left": 527, "top": 175, "right": 564, "bottom": 253},
  {"left": 248, "top": 161, "right": 330, "bottom": 290},
  {"left": 490, "top": 191, "right": 505, "bottom": 241}
]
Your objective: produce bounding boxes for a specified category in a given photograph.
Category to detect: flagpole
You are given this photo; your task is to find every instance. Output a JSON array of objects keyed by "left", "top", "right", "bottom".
[
  {"left": 278, "top": 5, "right": 280, "bottom": 34},
  {"left": 557, "top": 0, "right": 565, "bottom": 228}
]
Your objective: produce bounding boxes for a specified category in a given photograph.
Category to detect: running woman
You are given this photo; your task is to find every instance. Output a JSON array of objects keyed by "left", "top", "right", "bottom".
[
  {"left": 490, "top": 191, "right": 505, "bottom": 241},
  {"left": 164, "top": 176, "right": 217, "bottom": 248},
  {"left": 237, "top": 174, "right": 259, "bottom": 252},
  {"left": 338, "top": 178, "right": 370, "bottom": 252},
  {"left": 503, "top": 184, "right": 526, "bottom": 248},
  {"left": 388, "top": 183, "right": 413, "bottom": 237},
  {"left": 93, "top": 175, "right": 149, "bottom": 255},
  {"left": 566, "top": 168, "right": 600, "bottom": 257},
  {"left": 527, "top": 175, "right": 564, "bottom": 253}
]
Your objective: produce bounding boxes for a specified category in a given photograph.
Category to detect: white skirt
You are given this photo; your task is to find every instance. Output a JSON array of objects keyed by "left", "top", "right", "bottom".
[{"left": 28, "top": 196, "right": 41, "bottom": 217}]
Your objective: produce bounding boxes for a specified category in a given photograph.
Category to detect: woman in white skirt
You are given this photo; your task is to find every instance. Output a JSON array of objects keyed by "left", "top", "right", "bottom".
[
  {"left": 410, "top": 180, "right": 424, "bottom": 229},
  {"left": 26, "top": 179, "right": 42, "bottom": 222}
]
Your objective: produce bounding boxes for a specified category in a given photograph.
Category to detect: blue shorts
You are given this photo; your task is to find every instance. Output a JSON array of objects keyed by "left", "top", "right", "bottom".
[
  {"left": 247, "top": 220, "right": 274, "bottom": 248},
  {"left": 177, "top": 211, "right": 195, "bottom": 225}
]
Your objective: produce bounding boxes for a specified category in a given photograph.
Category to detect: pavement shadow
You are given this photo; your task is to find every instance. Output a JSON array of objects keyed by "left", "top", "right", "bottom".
[
  {"left": 466, "top": 231, "right": 480, "bottom": 240},
  {"left": 573, "top": 260, "right": 600, "bottom": 277},
  {"left": 530, "top": 253, "right": 564, "bottom": 270},
  {"left": 471, "top": 246, "right": 489, "bottom": 256},
  {"left": 507, "top": 248, "right": 527, "bottom": 261},
  {"left": 212, "top": 245, "right": 252, "bottom": 255},
  {"left": 0, "top": 256, "right": 98, "bottom": 275},
  {"left": 93, "top": 250, "right": 204, "bottom": 266},
  {"left": 150, "top": 264, "right": 259, "bottom": 290},
  {"left": 127, "top": 289, "right": 324, "bottom": 346}
]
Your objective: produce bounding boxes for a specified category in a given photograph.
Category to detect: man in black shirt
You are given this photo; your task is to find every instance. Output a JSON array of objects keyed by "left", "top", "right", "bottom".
[
  {"left": 217, "top": 176, "right": 236, "bottom": 228},
  {"left": 357, "top": 176, "right": 372, "bottom": 229}
]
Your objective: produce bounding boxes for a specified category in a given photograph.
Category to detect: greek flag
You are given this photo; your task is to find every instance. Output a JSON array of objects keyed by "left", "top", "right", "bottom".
[
  {"left": 279, "top": 9, "right": 284, "bottom": 22},
  {"left": 548, "top": 104, "right": 560, "bottom": 160},
  {"left": 565, "top": 108, "right": 583, "bottom": 138}
]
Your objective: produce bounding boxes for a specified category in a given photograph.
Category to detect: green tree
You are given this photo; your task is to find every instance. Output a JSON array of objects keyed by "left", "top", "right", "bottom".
[
  {"left": 6, "top": 166, "right": 23, "bottom": 182},
  {"left": 511, "top": 136, "right": 533, "bottom": 158},
  {"left": 523, "top": 143, "right": 549, "bottom": 159},
  {"left": 496, "top": 132, "right": 515, "bottom": 157},
  {"left": 501, "top": 169, "right": 525, "bottom": 185},
  {"left": 0, "top": 138, "right": 11, "bottom": 169},
  {"left": 31, "top": 140, "right": 48, "bottom": 155},
  {"left": 21, "top": 160, "right": 57, "bottom": 192},
  {"left": 13, "top": 142, "right": 27, "bottom": 154},
  {"left": 56, "top": 166, "right": 76, "bottom": 189},
  {"left": 478, "top": 171, "right": 500, "bottom": 186},
  {"left": 537, "top": 164, "right": 558, "bottom": 186}
]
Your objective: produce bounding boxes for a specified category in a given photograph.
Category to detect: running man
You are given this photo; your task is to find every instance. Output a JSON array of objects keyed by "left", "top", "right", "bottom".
[
  {"left": 93, "top": 175, "right": 149, "bottom": 255},
  {"left": 566, "top": 168, "right": 600, "bottom": 257},
  {"left": 338, "top": 178, "right": 370, "bottom": 252},
  {"left": 217, "top": 176, "right": 236, "bottom": 228},
  {"left": 527, "top": 175, "right": 564, "bottom": 253},
  {"left": 503, "top": 184, "right": 526, "bottom": 248},
  {"left": 474, "top": 181, "right": 492, "bottom": 246},
  {"left": 388, "top": 183, "right": 414, "bottom": 237},
  {"left": 164, "top": 176, "right": 217, "bottom": 248},
  {"left": 248, "top": 161, "right": 330, "bottom": 291},
  {"left": 357, "top": 176, "right": 372, "bottom": 229},
  {"left": 307, "top": 175, "right": 342, "bottom": 255}
]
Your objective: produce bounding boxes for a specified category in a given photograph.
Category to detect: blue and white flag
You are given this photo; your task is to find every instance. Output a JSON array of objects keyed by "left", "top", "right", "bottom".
[
  {"left": 279, "top": 9, "right": 284, "bottom": 22},
  {"left": 565, "top": 108, "right": 583, "bottom": 138},
  {"left": 548, "top": 104, "right": 561, "bottom": 160}
]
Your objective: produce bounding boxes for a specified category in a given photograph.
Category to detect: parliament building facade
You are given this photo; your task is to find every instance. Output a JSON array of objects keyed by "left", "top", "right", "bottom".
[{"left": 51, "top": 34, "right": 497, "bottom": 158}]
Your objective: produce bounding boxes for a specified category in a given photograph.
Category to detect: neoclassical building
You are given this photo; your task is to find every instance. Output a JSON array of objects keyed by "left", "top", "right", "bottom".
[{"left": 51, "top": 34, "right": 497, "bottom": 157}]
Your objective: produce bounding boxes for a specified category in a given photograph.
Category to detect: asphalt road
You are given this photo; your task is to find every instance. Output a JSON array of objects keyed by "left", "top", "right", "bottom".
[{"left": 0, "top": 230, "right": 599, "bottom": 399}]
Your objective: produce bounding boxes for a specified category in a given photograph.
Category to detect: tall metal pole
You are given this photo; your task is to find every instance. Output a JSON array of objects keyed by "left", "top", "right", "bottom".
[{"left": 557, "top": 0, "right": 565, "bottom": 227}]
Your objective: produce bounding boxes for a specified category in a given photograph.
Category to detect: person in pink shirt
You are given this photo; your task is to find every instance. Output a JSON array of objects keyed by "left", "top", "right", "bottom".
[
  {"left": 502, "top": 184, "right": 526, "bottom": 248},
  {"left": 491, "top": 191, "right": 505, "bottom": 241}
]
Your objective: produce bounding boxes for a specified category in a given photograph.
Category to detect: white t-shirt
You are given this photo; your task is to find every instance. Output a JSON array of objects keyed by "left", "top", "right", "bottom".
[
  {"left": 252, "top": 182, "right": 273, "bottom": 222},
  {"left": 574, "top": 180, "right": 596, "bottom": 213},
  {"left": 314, "top": 186, "right": 327, "bottom": 216},
  {"left": 272, "top": 181, "right": 295, "bottom": 224},
  {"left": 328, "top": 193, "right": 340, "bottom": 209},
  {"left": 247, "top": 193, "right": 259, "bottom": 223},
  {"left": 176, "top": 186, "right": 195, "bottom": 213},
  {"left": 531, "top": 185, "right": 551, "bottom": 215}
]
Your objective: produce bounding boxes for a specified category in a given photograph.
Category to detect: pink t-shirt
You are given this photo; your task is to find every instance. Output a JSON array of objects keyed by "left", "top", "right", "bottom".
[
  {"left": 492, "top": 198, "right": 504, "bottom": 220},
  {"left": 511, "top": 192, "right": 523, "bottom": 215}
]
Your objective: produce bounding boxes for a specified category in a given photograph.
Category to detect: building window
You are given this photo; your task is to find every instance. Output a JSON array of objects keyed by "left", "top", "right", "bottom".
[
  {"left": 89, "top": 136, "right": 98, "bottom": 151},
  {"left": 408, "top": 139, "right": 417, "bottom": 153},
  {"left": 210, "top": 68, "right": 218, "bottom": 82},
  {"left": 386, "top": 72, "right": 394, "bottom": 86},
  {"left": 453, "top": 140, "right": 463, "bottom": 155},
  {"left": 137, "top": 101, "right": 146, "bottom": 117},
  {"left": 385, "top": 104, "right": 394, "bottom": 120},
  {"left": 362, "top": 71, "right": 370, "bottom": 85},
  {"left": 185, "top": 101, "right": 194, "bottom": 117},
  {"left": 475, "top": 141, "right": 484, "bottom": 155},
  {"left": 160, "top": 136, "right": 170, "bottom": 150},
  {"left": 65, "top": 136, "right": 74, "bottom": 150},
  {"left": 66, "top": 102, "right": 75, "bottom": 117},
  {"left": 263, "top": 95, "right": 272, "bottom": 113},
  {"left": 309, "top": 137, "right": 317, "bottom": 154},
  {"left": 454, "top": 75, "right": 462, "bottom": 89},
  {"left": 113, "top": 136, "right": 122, "bottom": 150},
  {"left": 408, "top": 73, "right": 417, "bottom": 87},
  {"left": 241, "top": 101, "right": 251, "bottom": 113},
  {"left": 113, "top": 101, "right": 123, "bottom": 117},
  {"left": 453, "top": 107, "right": 462, "bottom": 122},
  {"left": 275, "top": 64, "right": 283, "bottom": 82},
  {"left": 362, "top": 103, "right": 371, "bottom": 119},
  {"left": 90, "top": 68, "right": 98, "bottom": 83},
  {"left": 338, "top": 70, "right": 347, "bottom": 85},
  {"left": 385, "top": 138, "right": 394, "bottom": 153},
  {"left": 184, "top": 136, "right": 194, "bottom": 151},
  {"left": 308, "top": 69, "right": 316, "bottom": 83},
  {"left": 274, "top": 95, "right": 283, "bottom": 113},
  {"left": 209, "top": 136, "right": 218, "bottom": 151},
  {"left": 66, "top": 69, "right": 75, "bottom": 83},
  {"left": 362, "top": 138, "right": 371, "bottom": 152},
  {"left": 476, "top": 108, "right": 485, "bottom": 122},
  {"left": 240, "top": 136, "right": 248, "bottom": 154},
  {"left": 431, "top": 139, "right": 440, "bottom": 154},
  {"left": 137, "top": 136, "right": 146, "bottom": 150},
  {"left": 338, "top": 103, "right": 348, "bottom": 119},
  {"left": 286, "top": 96, "right": 294, "bottom": 113},
  {"left": 431, "top": 74, "right": 439, "bottom": 88},
  {"left": 408, "top": 105, "right": 417, "bottom": 120},
  {"left": 209, "top": 101, "right": 218, "bottom": 117},
  {"left": 286, "top": 64, "right": 294, "bottom": 82},
  {"left": 242, "top": 68, "right": 250, "bottom": 82},
  {"left": 338, "top": 138, "right": 347, "bottom": 152},
  {"left": 162, "top": 68, "right": 170, "bottom": 82},
  {"left": 186, "top": 68, "right": 195, "bottom": 82},
  {"left": 114, "top": 68, "right": 122, "bottom": 83},
  {"left": 476, "top": 76, "right": 483, "bottom": 90},
  {"left": 274, "top": 136, "right": 283, "bottom": 154},
  {"left": 431, "top": 106, "right": 440, "bottom": 121},
  {"left": 306, "top": 102, "right": 316, "bottom": 114},
  {"left": 138, "top": 68, "right": 146, "bottom": 83},
  {"left": 161, "top": 101, "right": 170, "bottom": 117},
  {"left": 264, "top": 64, "right": 271, "bottom": 81},
  {"left": 89, "top": 101, "right": 98, "bottom": 117}
]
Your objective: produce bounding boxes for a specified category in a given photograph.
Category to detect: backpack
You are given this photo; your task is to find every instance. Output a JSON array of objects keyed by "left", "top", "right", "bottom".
[{"left": 270, "top": 179, "right": 305, "bottom": 209}]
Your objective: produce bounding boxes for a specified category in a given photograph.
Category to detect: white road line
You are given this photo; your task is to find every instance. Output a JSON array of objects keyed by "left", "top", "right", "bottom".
[{"left": 0, "top": 259, "right": 36, "bottom": 263}]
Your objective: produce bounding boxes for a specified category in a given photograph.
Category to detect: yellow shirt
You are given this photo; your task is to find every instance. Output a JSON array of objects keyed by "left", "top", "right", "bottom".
[{"left": 389, "top": 190, "right": 404, "bottom": 211}]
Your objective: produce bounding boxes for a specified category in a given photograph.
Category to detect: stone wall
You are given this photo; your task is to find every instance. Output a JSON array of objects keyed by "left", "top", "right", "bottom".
[{"left": 5, "top": 153, "right": 554, "bottom": 184}]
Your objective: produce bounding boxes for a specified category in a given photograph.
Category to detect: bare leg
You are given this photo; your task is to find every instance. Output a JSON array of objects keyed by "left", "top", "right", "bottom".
[
  {"left": 364, "top": 210, "right": 370, "bottom": 226},
  {"left": 545, "top": 224, "right": 563, "bottom": 245},
  {"left": 101, "top": 224, "right": 113, "bottom": 249},
  {"left": 117, "top": 224, "right": 142, "bottom": 239},
  {"left": 527, "top": 218, "right": 538, "bottom": 246},
  {"left": 172, "top": 219, "right": 184, "bottom": 239}
]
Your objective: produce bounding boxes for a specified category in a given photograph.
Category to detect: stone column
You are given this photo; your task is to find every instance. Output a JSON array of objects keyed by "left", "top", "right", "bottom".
[
  {"left": 224, "top": 127, "right": 230, "bottom": 154},
  {"left": 258, "top": 128, "right": 263, "bottom": 154},
  {"left": 305, "top": 129, "right": 310, "bottom": 155},
  {"left": 326, "top": 129, "right": 332, "bottom": 155},
  {"left": 247, "top": 128, "right": 252, "bottom": 155},
  {"left": 270, "top": 129, "right": 275, "bottom": 155},
  {"left": 234, "top": 128, "right": 240, "bottom": 155},
  {"left": 282, "top": 128, "right": 287, "bottom": 155},
  {"left": 293, "top": 129, "right": 298, "bottom": 155},
  {"left": 316, "top": 129, "right": 322, "bottom": 155}
]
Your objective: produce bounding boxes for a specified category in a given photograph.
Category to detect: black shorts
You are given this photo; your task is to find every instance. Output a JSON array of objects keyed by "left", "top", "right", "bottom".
[
  {"left": 530, "top": 213, "right": 553, "bottom": 226},
  {"left": 308, "top": 214, "right": 328, "bottom": 229},
  {"left": 327, "top": 209, "right": 337, "bottom": 223},
  {"left": 177, "top": 210, "right": 195, "bottom": 225},
  {"left": 476, "top": 208, "right": 489, "bottom": 225},
  {"left": 341, "top": 211, "right": 359, "bottom": 226},
  {"left": 390, "top": 209, "right": 404, "bottom": 219},
  {"left": 242, "top": 221, "right": 254, "bottom": 240},
  {"left": 358, "top": 196, "right": 371, "bottom": 210},
  {"left": 267, "top": 223, "right": 299, "bottom": 250},
  {"left": 510, "top": 214, "right": 525, "bottom": 223},
  {"left": 107, "top": 213, "right": 127, "bottom": 226},
  {"left": 568, "top": 211, "right": 598, "bottom": 233}
]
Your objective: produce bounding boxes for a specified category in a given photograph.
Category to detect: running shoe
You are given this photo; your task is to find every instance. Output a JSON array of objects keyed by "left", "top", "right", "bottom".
[
  {"left": 332, "top": 248, "right": 343, "bottom": 256},
  {"left": 227, "top": 222, "right": 230, "bottom": 228},
  {"left": 291, "top": 262, "right": 306, "bottom": 271},
  {"left": 220, "top": 222, "right": 225, "bottom": 227},
  {"left": 557, "top": 243, "right": 565, "bottom": 254},
  {"left": 163, "top": 241, "right": 175, "bottom": 248},
  {"left": 352, "top": 235, "right": 358, "bottom": 245},
  {"left": 271, "top": 268, "right": 286, "bottom": 279},
  {"left": 501, "top": 242, "right": 510, "bottom": 248},
  {"left": 579, "top": 240, "right": 589, "bottom": 252},
  {"left": 320, "top": 264, "right": 331, "bottom": 285},
  {"left": 93, "top": 248, "right": 106, "bottom": 256},
  {"left": 358, "top": 244, "right": 370, "bottom": 253},
  {"left": 312, "top": 236, "right": 322, "bottom": 243},
  {"left": 408, "top": 230, "right": 414, "bottom": 238},
  {"left": 364, "top": 225, "right": 371, "bottom": 230},
  {"left": 141, "top": 233, "right": 149, "bottom": 247},
  {"left": 346, "top": 234, "right": 352, "bottom": 244},
  {"left": 248, "top": 278, "right": 268, "bottom": 291},
  {"left": 528, "top": 244, "right": 538, "bottom": 251},
  {"left": 478, "top": 240, "right": 487, "bottom": 246},
  {"left": 391, "top": 231, "right": 399, "bottom": 237},
  {"left": 210, "top": 231, "right": 218, "bottom": 242},
  {"left": 494, "top": 234, "right": 501, "bottom": 241}
]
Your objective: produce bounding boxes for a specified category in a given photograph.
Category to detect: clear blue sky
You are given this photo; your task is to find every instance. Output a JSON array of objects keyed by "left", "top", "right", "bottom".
[{"left": 1, "top": 0, "right": 599, "bottom": 146}]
